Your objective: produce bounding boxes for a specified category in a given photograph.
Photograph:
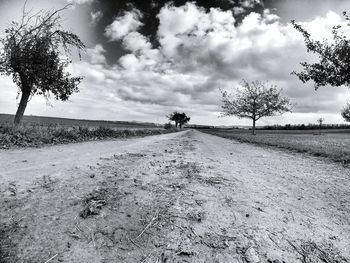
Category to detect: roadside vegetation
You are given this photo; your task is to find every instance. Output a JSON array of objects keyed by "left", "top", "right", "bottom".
[
  {"left": 0, "top": 121, "right": 175, "bottom": 149},
  {"left": 201, "top": 128, "right": 350, "bottom": 165}
]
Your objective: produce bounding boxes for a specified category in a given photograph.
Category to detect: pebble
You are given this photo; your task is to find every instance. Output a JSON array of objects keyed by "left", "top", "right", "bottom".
[{"left": 245, "top": 247, "right": 260, "bottom": 263}]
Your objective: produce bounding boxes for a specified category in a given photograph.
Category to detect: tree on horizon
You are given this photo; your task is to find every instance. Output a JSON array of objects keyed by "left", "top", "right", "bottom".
[
  {"left": 220, "top": 80, "right": 292, "bottom": 135},
  {"left": 167, "top": 112, "right": 190, "bottom": 128}
]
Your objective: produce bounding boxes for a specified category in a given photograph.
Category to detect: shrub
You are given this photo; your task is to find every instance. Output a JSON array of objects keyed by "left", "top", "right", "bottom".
[{"left": 164, "top": 123, "right": 173, "bottom": 129}]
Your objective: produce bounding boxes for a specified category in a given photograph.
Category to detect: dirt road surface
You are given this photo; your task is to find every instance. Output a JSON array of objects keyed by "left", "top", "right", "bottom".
[{"left": 1, "top": 130, "right": 349, "bottom": 262}]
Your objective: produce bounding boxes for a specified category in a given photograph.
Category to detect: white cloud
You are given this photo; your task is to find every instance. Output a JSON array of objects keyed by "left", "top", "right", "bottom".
[
  {"left": 233, "top": 6, "right": 245, "bottom": 16},
  {"left": 241, "top": 0, "right": 263, "bottom": 8},
  {"left": 110, "top": 3, "right": 350, "bottom": 124},
  {"left": 122, "top": 32, "right": 152, "bottom": 52},
  {"left": 104, "top": 9, "right": 143, "bottom": 41},
  {"left": 90, "top": 10, "right": 103, "bottom": 25},
  {"left": 85, "top": 44, "right": 107, "bottom": 64},
  {"left": 66, "top": 0, "right": 94, "bottom": 5}
]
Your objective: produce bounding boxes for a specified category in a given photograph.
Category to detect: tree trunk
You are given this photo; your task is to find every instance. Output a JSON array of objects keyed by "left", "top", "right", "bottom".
[
  {"left": 252, "top": 118, "right": 256, "bottom": 135},
  {"left": 14, "top": 90, "right": 30, "bottom": 125}
]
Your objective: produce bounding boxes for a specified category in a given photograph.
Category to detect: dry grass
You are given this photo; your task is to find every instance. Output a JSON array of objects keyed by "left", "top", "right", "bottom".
[
  {"left": 79, "top": 188, "right": 108, "bottom": 219},
  {"left": 201, "top": 129, "right": 350, "bottom": 164},
  {"left": 0, "top": 123, "right": 174, "bottom": 149},
  {"left": 288, "top": 239, "right": 349, "bottom": 263}
]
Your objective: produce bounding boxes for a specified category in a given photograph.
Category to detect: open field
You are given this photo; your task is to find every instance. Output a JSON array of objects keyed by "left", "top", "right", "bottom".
[
  {"left": 1, "top": 130, "right": 349, "bottom": 262},
  {"left": 0, "top": 114, "right": 160, "bottom": 129},
  {"left": 0, "top": 114, "right": 172, "bottom": 149},
  {"left": 200, "top": 128, "right": 350, "bottom": 165}
]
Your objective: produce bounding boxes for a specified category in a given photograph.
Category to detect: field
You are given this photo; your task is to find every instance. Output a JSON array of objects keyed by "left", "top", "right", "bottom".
[
  {"left": 200, "top": 128, "right": 350, "bottom": 165},
  {"left": 0, "top": 114, "right": 160, "bottom": 129},
  {"left": 0, "top": 114, "right": 172, "bottom": 149}
]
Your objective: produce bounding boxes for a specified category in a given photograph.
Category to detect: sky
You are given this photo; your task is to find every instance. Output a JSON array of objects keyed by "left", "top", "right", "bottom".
[{"left": 0, "top": 0, "right": 350, "bottom": 126}]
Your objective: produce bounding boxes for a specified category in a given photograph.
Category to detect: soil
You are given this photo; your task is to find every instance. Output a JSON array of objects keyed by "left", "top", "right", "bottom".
[{"left": 0, "top": 130, "right": 349, "bottom": 263}]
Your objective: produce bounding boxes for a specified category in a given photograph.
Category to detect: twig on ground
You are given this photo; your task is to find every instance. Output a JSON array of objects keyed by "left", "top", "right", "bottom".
[
  {"left": 170, "top": 222, "right": 185, "bottom": 231},
  {"left": 286, "top": 240, "right": 304, "bottom": 257},
  {"left": 43, "top": 254, "right": 58, "bottom": 263},
  {"left": 136, "top": 210, "right": 159, "bottom": 240},
  {"left": 188, "top": 226, "right": 198, "bottom": 237},
  {"left": 141, "top": 252, "right": 154, "bottom": 263},
  {"left": 127, "top": 235, "right": 141, "bottom": 248},
  {"left": 91, "top": 231, "right": 96, "bottom": 247},
  {"left": 268, "top": 234, "right": 282, "bottom": 249},
  {"left": 171, "top": 215, "right": 189, "bottom": 220},
  {"left": 14, "top": 216, "right": 25, "bottom": 224}
]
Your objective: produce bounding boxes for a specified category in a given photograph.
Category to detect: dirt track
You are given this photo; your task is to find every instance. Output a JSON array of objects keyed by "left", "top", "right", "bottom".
[{"left": 1, "top": 130, "right": 349, "bottom": 262}]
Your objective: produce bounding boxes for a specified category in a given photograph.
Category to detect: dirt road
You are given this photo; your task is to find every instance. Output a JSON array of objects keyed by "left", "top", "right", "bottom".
[
  {"left": 0, "top": 131, "right": 185, "bottom": 187},
  {"left": 1, "top": 130, "right": 349, "bottom": 262}
]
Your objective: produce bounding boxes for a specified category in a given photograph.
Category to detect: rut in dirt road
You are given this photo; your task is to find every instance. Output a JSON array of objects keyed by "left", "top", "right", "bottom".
[{"left": 0, "top": 130, "right": 349, "bottom": 263}]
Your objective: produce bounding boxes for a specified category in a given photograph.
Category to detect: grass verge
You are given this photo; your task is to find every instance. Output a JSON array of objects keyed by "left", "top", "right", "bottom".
[
  {"left": 0, "top": 123, "right": 176, "bottom": 149},
  {"left": 200, "top": 129, "right": 350, "bottom": 166}
]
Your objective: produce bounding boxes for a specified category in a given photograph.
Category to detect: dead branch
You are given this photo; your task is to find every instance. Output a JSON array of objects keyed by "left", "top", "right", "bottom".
[
  {"left": 43, "top": 254, "right": 58, "bottom": 263},
  {"left": 136, "top": 210, "right": 159, "bottom": 239}
]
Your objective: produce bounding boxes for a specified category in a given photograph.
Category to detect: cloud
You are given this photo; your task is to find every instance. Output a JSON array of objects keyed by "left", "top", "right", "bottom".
[
  {"left": 233, "top": 6, "right": 245, "bottom": 15},
  {"left": 85, "top": 44, "right": 107, "bottom": 65},
  {"left": 104, "top": 9, "right": 143, "bottom": 41},
  {"left": 1, "top": 2, "right": 349, "bottom": 125},
  {"left": 108, "top": 3, "right": 350, "bottom": 124},
  {"left": 66, "top": 0, "right": 94, "bottom": 4},
  {"left": 240, "top": 0, "right": 263, "bottom": 9},
  {"left": 122, "top": 32, "right": 152, "bottom": 52},
  {"left": 90, "top": 10, "right": 103, "bottom": 25}
]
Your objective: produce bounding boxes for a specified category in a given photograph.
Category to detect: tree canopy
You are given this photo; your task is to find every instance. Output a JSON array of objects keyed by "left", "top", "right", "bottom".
[
  {"left": 0, "top": 3, "right": 85, "bottom": 124},
  {"left": 167, "top": 112, "right": 191, "bottom": 128},
  {"left": 342, "top": 103, "right": 350, "bottom": 122},
  {"left": 291, "top": 13, "right": 350, "bottom": 89},
  {"left": 220, "top": 80, "right": 292, "bottom": 134}
]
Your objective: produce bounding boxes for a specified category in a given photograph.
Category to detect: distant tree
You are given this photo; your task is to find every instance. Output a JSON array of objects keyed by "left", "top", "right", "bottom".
[
  {"left": 0, "top": 3, "right": 85, "bottom": 125},
  {"left": 342, "top": 103, "right": 350, "bottom": 122},
  {"left": 220, "top": 80, "right": 292, "bottom": 135},
  {"left": 317, "top": 117, "right": 324, "bottom": 134},
  {"left": 167, "top": 112, "right": 190, "bottom": 128},
  {"left": 291, "top": 14, "right": 350, "bottom": 89}
]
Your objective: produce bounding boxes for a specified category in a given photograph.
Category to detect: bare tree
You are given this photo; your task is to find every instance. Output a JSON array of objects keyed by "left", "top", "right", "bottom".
[
  {"left": 291, "top": 14, "right": 350, "bottom": 90},
  {"left": 167, "top": 112, "right": 190, "bottom": 128},
  {"left": 0, "top": 2, "right": 85, "bottom": 125},
  {"left": 220, "top": 80, "right": 292, "bottom": 135}
]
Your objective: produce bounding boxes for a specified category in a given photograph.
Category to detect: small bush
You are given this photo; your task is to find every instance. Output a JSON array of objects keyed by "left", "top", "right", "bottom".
[
  {"left": 76, "top": 126, "right": 90, "bottom": 138},
  {"left": 164, "top": 123, "right": 173, "bottom": 129},
  {"left": 52, "top": 128, "right": 79, "bottom": 142}
]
